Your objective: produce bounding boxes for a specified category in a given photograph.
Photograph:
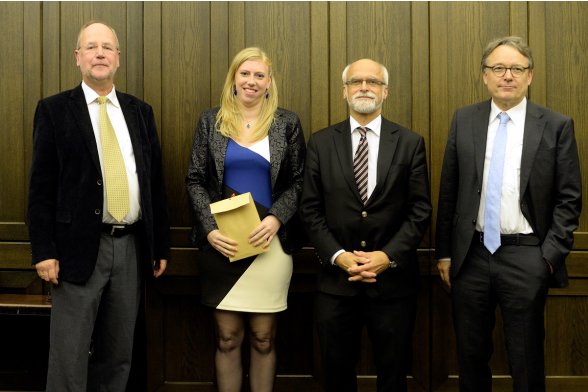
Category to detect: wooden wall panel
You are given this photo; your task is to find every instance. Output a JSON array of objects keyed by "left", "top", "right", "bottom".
[
  {"left": 310, "top": 2, "right": 330, "bottom": 134},
  {"left": 144, "top": 2, "right": 162, "bottom": 133},
  {"left": 329, "top": 2, "right": 348, "bottom": 125},
  {"left": 23, "top": 3, "right": 43, "bottom": 225},
  {"left": 160, "top": 2, "right": 211, "bottom": 228},
  {"left": 1, "top": 2, "right": 588, "bottom": 391},
  {"left": 545, "top": 292, "right": 588, "bottom": 376},
  {"left": 0, "top": 3, "right": 25, "bottom": 223},
  {"left": 210, "top": 2, "right": 230, "bottom": 110}
]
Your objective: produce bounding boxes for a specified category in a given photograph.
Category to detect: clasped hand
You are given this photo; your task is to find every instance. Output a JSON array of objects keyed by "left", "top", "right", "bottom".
[
  {"left": 207, "top": 215, "right": 281, "bottom": 258},
  {"left": 336, "top": 250, "right": 391, "bottom": 283}
]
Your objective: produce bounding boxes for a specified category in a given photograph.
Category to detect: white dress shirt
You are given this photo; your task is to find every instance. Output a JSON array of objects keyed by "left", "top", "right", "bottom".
[
  {"left": 82, "top": 82, "right": 141, "bottom": 224},
  {"left": 476, "top": 98, "right": 533, "bottom": 234}
]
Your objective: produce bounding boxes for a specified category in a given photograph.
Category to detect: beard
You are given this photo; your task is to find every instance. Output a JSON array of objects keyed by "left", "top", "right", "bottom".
[{"left": 348, "top": 91, "right": 382, "bottom": 114}]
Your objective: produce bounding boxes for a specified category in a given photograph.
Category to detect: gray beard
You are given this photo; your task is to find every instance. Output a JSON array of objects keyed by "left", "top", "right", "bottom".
[{"left": 349, "top": 98, "right": 381, "bottom": 114}]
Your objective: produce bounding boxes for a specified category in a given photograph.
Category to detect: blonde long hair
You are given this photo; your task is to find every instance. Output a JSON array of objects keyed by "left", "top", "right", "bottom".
[{"left": 215, "top": 47, "right": 279, "bottom": 141}]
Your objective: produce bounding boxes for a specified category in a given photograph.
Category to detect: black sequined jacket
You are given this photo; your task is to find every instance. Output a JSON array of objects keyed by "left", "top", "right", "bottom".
[{"left": 186, "top": 107, "right": 306, "bottom": 254}]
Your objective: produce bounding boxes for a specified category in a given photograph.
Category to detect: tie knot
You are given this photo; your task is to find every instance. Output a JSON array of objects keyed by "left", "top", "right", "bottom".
[
  {"left": 357, "top": 127, "right": 367, "bottom": 137},
  {"left": 498, "top": 112, "right": 510, "bottom": 124},
  {"left": 98, "top": 96, "right": 108, "bottom": 105}
]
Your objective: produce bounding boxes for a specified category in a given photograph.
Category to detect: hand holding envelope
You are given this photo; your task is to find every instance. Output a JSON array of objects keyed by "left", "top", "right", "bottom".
[{"left": 210, "top": 192, "right": 269, "bottom": 262}]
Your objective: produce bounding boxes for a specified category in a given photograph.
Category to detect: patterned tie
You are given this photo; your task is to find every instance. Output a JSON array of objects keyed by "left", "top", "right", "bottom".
[
  {"left": 484, "top": 112, "right": 510, "bottom": 253},
  {"left": 98, "top": 96, "right": 129, "bottom": 222},
  {"left": 354, "top": 127, "right": 369, "bottom": 204}
]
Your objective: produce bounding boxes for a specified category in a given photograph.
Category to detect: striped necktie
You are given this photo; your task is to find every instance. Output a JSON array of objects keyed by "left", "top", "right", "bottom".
[
  {"left": 98, "top": 96, "right": 130, "bottom": 222},
  {"left": 354, "top": 127, "right": 369, "bottom": 204}
]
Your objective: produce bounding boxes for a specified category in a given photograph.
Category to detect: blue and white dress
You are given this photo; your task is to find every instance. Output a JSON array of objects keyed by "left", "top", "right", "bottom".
[{"left": 198, "top": 137, "right": 293, "bottom": 312}]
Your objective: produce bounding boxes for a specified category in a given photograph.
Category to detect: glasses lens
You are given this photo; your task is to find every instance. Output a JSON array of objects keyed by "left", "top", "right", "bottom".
[
  {"left": 347, "top": 79, "right": 385, "bottom": 86},
  {"left": 489, "top": 65, "right": 527, "bottom": 77},
  {"left": 511, "top": 67, "right": 524, "bottom": 76},
  {"left": 492, "top": 66, "right": 506, "bottom": 76}
]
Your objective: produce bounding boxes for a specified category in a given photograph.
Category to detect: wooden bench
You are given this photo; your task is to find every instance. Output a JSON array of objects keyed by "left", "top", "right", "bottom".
[{"left": 0, "top": 293, "right": 51, "bottom": 316}]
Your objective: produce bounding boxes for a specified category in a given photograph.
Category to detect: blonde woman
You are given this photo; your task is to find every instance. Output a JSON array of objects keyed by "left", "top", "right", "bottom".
[{"left": 186, "top": 47, "right": 306, "bottom": 392}]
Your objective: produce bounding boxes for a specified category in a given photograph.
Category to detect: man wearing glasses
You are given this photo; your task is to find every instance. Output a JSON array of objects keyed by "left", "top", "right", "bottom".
[
  {"left": 436, "top": 36, "right": 581, "bottom": 391},
  {"left": 300, "top": 59, "right": 431, "bottom": 391}
]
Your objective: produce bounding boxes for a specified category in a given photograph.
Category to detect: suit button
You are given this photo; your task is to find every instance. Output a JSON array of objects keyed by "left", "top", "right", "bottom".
[
  {"left": 361, "top": 211, "right": 368, "bottom": 218},
  {"left": 97, "top": 179, "right": 102, "bottom": 186},
  {"left": 95, "top": 209, "right": 101, "bottom": 215},
  {"left": 360, "top": 241, "right": 367, "bottom": 247},
  {"left": 472, "top": 219, "right": 476, "bottom": 224}
]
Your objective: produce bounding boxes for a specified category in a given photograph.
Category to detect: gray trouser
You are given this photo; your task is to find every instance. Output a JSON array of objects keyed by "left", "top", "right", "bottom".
[{"left": 46, "top": 233, "right": 141, "bottom": 392}]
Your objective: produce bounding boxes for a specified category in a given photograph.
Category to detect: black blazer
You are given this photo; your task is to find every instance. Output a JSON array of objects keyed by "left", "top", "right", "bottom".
[
  {"left": 185, "top": 107, "right": 306, "bottom": 254},
  {"left": 436, "top": 100, "right": 582, "bottom": 288},
  {"left": 28, "top": 84, "right": 170, "bottom": 284},
  {"left": 300, "top": 117, "right": 432, "bottom": 299}
]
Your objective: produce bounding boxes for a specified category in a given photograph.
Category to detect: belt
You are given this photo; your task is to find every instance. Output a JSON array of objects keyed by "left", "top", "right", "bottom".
[
  {"left": 475, "top": 231, "right": 541, "bottom": 246},
  {"left": 102, "top": 222, "right": 138, "bottom": 237}
]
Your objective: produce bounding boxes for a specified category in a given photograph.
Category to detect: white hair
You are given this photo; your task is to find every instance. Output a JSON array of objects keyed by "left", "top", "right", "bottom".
[{"left": 342, "top": 60, "right": 389, "bottom": 85}]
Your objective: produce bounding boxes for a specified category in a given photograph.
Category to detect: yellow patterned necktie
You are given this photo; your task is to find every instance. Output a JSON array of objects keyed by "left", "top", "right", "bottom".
[{"left": 97, "top": 96, "right": 129, "bottom": 222}]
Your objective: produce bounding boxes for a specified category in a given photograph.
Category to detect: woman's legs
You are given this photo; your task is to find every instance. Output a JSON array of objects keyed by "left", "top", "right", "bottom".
[
  {"left": 248, "top": 313, "right": 278, "bottom": 392},
  {"left": 214, "top": 310, "right": 245, "bottom": 392}
]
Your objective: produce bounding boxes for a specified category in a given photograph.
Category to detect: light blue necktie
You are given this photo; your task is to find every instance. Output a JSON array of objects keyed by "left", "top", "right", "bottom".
[{"left": 484, "top": 112, "right": 510, "bottom": 254}]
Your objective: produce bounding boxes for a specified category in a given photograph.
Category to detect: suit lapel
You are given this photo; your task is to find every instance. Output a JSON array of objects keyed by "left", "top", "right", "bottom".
[
  {"left": 268, "top": 114, "right": 284, "bottom": 188},
  {"left": 520, "top": 102, "right": 545, "bottom": 196},
  {"left": 473, "top": 101, "right": 491, "bottom": 187},
  {"left": 118, "top": 92, "right": 145, "bottom": 178},
  {"left": 69, "top": 85, "right": 101, "bottom": 173},
  {"left": 371, "top": 119, "right": 399, "bottom": 203},
  {"left": 210, "top": 126, "right": 228, "bottom": 189},
  {"left": 333, "top": 121, "right": 359, "bottom": 200}
]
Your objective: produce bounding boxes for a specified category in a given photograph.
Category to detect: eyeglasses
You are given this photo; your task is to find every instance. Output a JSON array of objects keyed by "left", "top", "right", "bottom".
[
  {"left": 344, "top": 79, "right": 387, "bottom": 87},
  {"left": 483, "top": 65, "right": 530, "bottom": 77},
  {"left": 78, "top": 44, "right": 118, "bottom": 54}
]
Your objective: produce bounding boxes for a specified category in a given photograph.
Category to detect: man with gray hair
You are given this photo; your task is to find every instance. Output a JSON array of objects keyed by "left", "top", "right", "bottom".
[
  {"left": 300, "top": 58, "right": 431, "bottom": 391},
  {"left": 28, "top": 20, "right": 170, "bottom": 391},
  {"left": 436, "top": 36, "right": 581, "bottom": 391}
]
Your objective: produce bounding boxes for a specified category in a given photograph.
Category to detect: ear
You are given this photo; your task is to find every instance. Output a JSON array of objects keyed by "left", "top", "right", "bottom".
[
  {"left": 74, "top": 49, "right": 81, "bottom": 67},
  {"left": 343, "top": 85, "right": 348, "bottom": 100}
]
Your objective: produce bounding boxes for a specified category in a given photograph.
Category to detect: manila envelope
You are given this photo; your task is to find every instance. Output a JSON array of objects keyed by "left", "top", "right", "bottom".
[{"left": 210, "top": 192, "right": 268, "bottom": 262}]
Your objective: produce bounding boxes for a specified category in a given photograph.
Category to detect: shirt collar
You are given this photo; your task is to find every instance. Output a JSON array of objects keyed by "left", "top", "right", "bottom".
[
  {"left": 81, "top": 81, "right": 120, "bottom": 108},
  {"left": 490, "top": 97, "right": 527, "bottom": 126},
  {"left": 349, "top": 115, "right": 382, "bottom": 136}
]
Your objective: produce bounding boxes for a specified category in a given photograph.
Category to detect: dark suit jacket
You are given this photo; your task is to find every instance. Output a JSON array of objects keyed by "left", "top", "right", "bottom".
[
  {"left": 300, "top": 117, "right": 432, "bottom": 299},
  {"left": 185, "top": 107, "right": 306, "bottom": 254},
  {"left": 436, "top": 99, "right": 582, "bottom": 288},
  {"left": 28, "top": 84, "right": 170, "bottom": 284}
]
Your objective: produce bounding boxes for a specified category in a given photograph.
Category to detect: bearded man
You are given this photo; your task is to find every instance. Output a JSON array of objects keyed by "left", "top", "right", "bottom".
[{"left": 300, "top": 58, "right": 431, "bottom": 392}]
